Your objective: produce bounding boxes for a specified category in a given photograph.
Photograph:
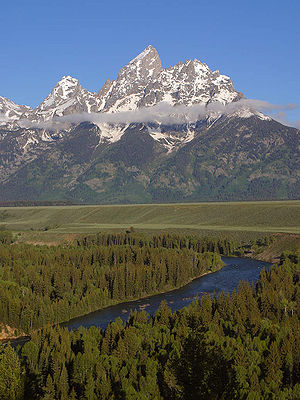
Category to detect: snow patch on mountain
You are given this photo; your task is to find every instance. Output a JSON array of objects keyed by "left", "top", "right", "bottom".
[
  {"left": 148, "top": 122, "right": 196, "bottom": 152},
  {"left": 23, "top": 136, "right": 39, "bottom": 152},
  {"left": 0, "top": 96, "right": 32, "bottom": 123},
  {"left": 96, "top": 123, "right": 129, "bottom": 143}
]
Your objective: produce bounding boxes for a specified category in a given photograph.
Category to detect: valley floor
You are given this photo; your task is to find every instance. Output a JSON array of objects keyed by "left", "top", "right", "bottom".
[{"left": 0, "top": 200, "right": 299, "bottom": 233}]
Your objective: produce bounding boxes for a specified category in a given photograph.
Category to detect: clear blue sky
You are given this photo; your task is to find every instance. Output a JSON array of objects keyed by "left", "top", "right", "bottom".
[{"left": 1, "top": 0, "right": 299, "bottom": 126}]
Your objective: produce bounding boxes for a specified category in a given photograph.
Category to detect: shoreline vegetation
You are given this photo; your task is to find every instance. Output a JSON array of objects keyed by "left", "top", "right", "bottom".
[
  {"left": 0, "top": 252, "right": 273, "bottom": 345},
  {"left": 0, "top": 227, "right": 298, "bottom": 343},
  {"left": 0, "top": 232, "right": 227, "bottom": 341},
  {"left": 0, "top": 324, "right": 27, "bottom": 343},
  {"left": 1, "top": 227, "right": 298, "bottom": 343},
  {"left": 0, "top": 268, "right": 218, "bottom": 345}
]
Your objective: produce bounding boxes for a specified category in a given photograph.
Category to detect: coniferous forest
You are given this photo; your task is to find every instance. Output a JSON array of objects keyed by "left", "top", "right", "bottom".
[
  {"left": 0, "top": 232, "right": 299, "bottom": 399},
  {"left": 0, "top": 233, "right": 226, "bottom": 334}
]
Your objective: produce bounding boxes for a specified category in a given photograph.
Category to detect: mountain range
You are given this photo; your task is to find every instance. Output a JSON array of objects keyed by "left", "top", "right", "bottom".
[{"left": 0, "top": 45, "right": 299, "bottom": 203}]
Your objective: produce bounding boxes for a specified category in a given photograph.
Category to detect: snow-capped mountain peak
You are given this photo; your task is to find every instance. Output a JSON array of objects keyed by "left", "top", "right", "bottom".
[
  {"left": 53, "top": 75, "right": 81, "bottom": 100},
  {"left": 0, "top": 96, "right": 32, "bottom": 125},
  {"left": 28, "top": 75, "right": 101, "bottom": 122},
  {"left": 96, "top": 46, "right": 243, "bottom": 114},
  {"left": 99, "top": 45, "right": 163, "bottom": 113},
  {"left": 0, "top": 46, "right": 265, "bottom": 134},
  {"left": 129, "top": 45, "right": 159, "bottom": 65},
  {"left": 35, "top": 75, "right": 81, "bottom": 112}
]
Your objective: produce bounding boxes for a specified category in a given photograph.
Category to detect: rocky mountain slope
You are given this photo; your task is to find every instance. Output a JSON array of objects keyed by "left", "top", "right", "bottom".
[{"left": 0, "top": 46, "right": 299, "bottom": 203}]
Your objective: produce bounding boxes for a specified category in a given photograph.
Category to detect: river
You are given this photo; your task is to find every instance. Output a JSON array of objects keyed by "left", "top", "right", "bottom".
[
  {"left": 61, "top": 256, "right": 270, "bottom": 331},
  {"left": 6, "top": 256, "right": 270, "bottom": 347}
]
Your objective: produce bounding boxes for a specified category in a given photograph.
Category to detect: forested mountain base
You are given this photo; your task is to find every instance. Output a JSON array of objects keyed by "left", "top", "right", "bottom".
[
  {"left": 0, "top": 233, "right": 227, "bottom": 334},
  {"left": 0, "top": 252, "right": 299, "bottom": 399}
]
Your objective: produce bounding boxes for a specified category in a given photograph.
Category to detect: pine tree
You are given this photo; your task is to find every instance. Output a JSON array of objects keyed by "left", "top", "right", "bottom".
[
  {"left": 265, "top": 341, "right": 283, "bottom": 393},
  {"left": 42, "top": 375, "right": 56, "bottom": 400},
  {"left": 0, "top": 344, "right": 24, "bottom": 400},
  {"left": 84, "top": 373, "right": 96, "bottom": 400},
  {"left": 57, "top": 364, "right": 69, "bottom": 400}
]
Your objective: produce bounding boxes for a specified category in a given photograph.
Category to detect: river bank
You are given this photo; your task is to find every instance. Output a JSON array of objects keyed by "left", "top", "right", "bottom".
[
  {"left": 0, "top": 324, "right": 28, "bottom": 344},
  {"left": 1, "top": 260, "right": 225, "bottom": 345},
  {"left": 2, "top": 254, "right": 274, "bottom": 344},
  {"left": 60, "top": 256, "right": 271, "bottom": 331}
]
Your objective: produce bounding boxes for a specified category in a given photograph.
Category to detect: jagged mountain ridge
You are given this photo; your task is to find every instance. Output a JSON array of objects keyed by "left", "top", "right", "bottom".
[
  {"left": 0, "top": 96, "right": 32, "bottom": 126},
  {"left": 0, "top": 45, "right": 270, "bottom": 152},
  {"left": 0, "top": 46, "right": 299, "bottom": 203},
  {"left": 1, "top": 45, "right": 245, "bottom": 125}
]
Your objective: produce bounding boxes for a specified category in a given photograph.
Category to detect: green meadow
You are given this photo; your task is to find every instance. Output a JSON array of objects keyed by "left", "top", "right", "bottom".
[{"left": 0, "top": 200, "right": 299, "bottom": 235}]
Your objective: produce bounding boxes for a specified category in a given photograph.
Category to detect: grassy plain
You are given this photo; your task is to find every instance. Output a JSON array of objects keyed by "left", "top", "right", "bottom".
[{"left": 0, "top": 200, "right": 299, "bottom": 238}]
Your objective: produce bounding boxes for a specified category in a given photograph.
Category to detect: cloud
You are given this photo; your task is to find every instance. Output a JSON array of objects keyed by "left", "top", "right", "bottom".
[
  {"left": 59, "top": 99, "right": 300, "bottom": 128},
  {"left": 17, "top": 118, "right": 68, "bottom": 130},
  {"left": 271, "top": 111, "right": 291, "bottom": 126},
  {"left": 294, "top": 120, "right": 300, "bottom": 129},
  {"left": 271, "top": 111, "right": 300, "bottom": 129},
  {"left": 240, "top": 100, "right": 297, "bottom": 112},
  {"left": 4, "top": 99, "right": 300, "bottom": 130}
]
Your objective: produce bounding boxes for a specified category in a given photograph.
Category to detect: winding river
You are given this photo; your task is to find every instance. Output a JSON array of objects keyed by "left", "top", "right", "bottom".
[
  {"left": 7, "top": 256, "right": 270, "bottom": 347},
  {"left": 62, "top": 256, "right": 270, "bottom": 331}
]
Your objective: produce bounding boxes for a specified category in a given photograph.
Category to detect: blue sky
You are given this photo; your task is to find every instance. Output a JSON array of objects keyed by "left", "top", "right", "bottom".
[{"left": 1, "top": 0, "right": 299, "bottom": 126}]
